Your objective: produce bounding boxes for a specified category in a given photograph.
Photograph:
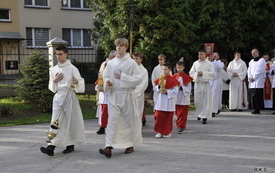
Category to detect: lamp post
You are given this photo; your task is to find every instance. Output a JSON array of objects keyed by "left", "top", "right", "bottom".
[{"left": 125, "top": 1, "right": 136, "bottom": 55}]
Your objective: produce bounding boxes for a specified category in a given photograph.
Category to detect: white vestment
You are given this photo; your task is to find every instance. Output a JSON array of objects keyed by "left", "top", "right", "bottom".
[
  {"left": 95, "top": 85, "right": 109, "bottom": 125},
  {"left": 270, "top": 61, "right": 275, "bottom": 88},
  {"left": 151, "top": 64, "right": 171, "bottom": 105},
  {"left": 247, "top": 58, "right": 266, "bottom": 89},
  {"left": 48, "top": 59, "right": 86, "bottom": 147},
  {"left": 135, "top": 64, "right": 148, "bottom": 118},
  {"left": 209, "top": 60, "right": 224, "bottom": 113},
  {"left": 175, "top": 77, "right": 192, "bottom": 106},
  {"left": 103, "top": 53, "right": 142, "bottom": 148},
  {"left": 154, "top": 85, "right": 179, "bottom": 112},
  {"left": 189, "top": 59, "right": 214, "bottom": 119},
  {"left": 227, "top": 59, "right": 248, "bottom": 110},
  {"left": 151, "top": 65, "right": 163, "bottom": 105}
]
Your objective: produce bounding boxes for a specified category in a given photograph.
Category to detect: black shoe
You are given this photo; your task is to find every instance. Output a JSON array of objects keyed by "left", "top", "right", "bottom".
[
  {"left": 142, "top": 120, "right": 146, "bottom": 126},
  {"left": 231, "top": 109, "right": 237, "bottom": 112},
  {"left": 217, "top": 110, "right": 221, "bottom": 115},
  {"left": 272, "top": 112, "right": 275, "bottom": 114},
  {"left": 251, "top": 110, "right": 260, "bottom": 114},
  {"left": 96, "top": 127, "right": 105, "bottom": 134},
  {"left": 40, "top": 145, "right": 55, "bottom": 156},
  {"left": 202, "top": 118, "right": 207, "bottom": 124},
  {"left": 197, "top": 117, "right": 201, "bottom": 121},
  {"left": 212, "top": 113, "right": 216, "bottom": 117},
  {"left": 63, "top": 145, "right": 74, "bottom": 154},
  {"left": 237, "top": 109, "right": 243, "bottom": 112}
]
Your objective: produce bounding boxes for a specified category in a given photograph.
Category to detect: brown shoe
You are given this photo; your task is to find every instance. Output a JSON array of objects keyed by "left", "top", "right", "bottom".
[
  {"left": 124, "top": 147, "right": 134, "bottom": 154},
  {"left": 99, "top": 148, "right": 112, "bottom": 158}
]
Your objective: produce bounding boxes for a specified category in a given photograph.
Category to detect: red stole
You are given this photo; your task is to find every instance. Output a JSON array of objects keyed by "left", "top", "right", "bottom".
[
  {"left": 264, "top": 63, "right": 272, "bottom": 99},
  {"left": 172, "top": 73, "right": 193, "bottom": 85},
  {"left": 154, "top": 75, "right": 180, "bottom": 89}
]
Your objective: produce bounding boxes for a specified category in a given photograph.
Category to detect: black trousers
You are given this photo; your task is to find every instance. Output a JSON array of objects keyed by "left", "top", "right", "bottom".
[
  {"left": 249, "top": 88, "right": 264, "bottom": 110},
  {"left": 272, "top": 88, "right": 275, "bottom": 110}
]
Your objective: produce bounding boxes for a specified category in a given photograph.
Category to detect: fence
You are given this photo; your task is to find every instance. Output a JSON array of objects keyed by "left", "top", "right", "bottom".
[
  {"left": 0, "top": 42, "right": 154, "bottom": 91},
  {"left": 0, "top": 41, "right": 107, "bottom": 85}
]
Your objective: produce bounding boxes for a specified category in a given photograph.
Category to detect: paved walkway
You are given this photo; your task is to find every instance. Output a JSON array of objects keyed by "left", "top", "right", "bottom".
[{"left": 0, "top": 109, "right": 275, "bottom": 173}]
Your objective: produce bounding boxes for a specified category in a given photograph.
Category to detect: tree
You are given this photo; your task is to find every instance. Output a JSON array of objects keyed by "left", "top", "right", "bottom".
[
  {"left": 88, "top": 0, "right": 275, "bottom": 65},
  {"left": 15, "top": 52, "right": 53, "bottom": 112}
]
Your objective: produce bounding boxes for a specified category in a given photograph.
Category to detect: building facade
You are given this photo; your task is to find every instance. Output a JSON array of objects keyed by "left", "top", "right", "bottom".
[{"left": 0, "top": 0, "right": 95, "bottom": 75}]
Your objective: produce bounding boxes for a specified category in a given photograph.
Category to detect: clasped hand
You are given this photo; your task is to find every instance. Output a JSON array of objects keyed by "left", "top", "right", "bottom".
[
  {"left": 53, "top": 73, "right": 64, "bottom": 83},
  {"left": 114, "top": 70, "right": 122, "bottom": 79}
]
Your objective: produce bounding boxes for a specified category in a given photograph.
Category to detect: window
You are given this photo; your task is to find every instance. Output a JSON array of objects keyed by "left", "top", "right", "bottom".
[
  {"left": 0, "top": 9, "right": 10, "bottom": 22},
  {"left": 26, "top": 28, "right": 50, "bottom": 47},
  {"left": 62, "top": 0, "right": 89, "bottom": 9},
  {"left": 24, "top": 0, "right": 48, "bottom": 7},
  {"left": 63, "top": 29, "right": 91, "bottom": 48}
]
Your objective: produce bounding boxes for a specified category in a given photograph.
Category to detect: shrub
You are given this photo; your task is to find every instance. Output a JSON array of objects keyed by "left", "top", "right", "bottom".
[
  {"left": 0, "top": 105, "right": 13, "bottom": 118},
  {"left": 15, "top": 52, "right": 53, "bottom": 112}
]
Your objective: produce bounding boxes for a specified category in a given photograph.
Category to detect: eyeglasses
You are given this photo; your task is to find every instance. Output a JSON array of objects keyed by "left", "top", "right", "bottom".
[{"left": 55, "top": 53, "right": 64, "bottom": 56}]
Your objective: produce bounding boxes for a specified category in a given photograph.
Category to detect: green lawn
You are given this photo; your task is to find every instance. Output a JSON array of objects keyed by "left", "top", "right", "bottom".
[
  {"left": 0, "top": 95, "right": 97, "bottom": 127},
  {"left": 0, "top": 95, "right": 155, "bottom": 127},
  {"left": 0, "top": 94, "right": 194, "bottom": 127}
]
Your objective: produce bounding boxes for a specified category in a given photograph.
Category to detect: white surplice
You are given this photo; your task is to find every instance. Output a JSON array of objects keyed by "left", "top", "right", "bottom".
[
  {"left": 103, "top": 53, "right": 142, "bottom": 149},
  {"left": 153, "top": 85, "right": 179, "bottom": 112},
  {"left": 227, "top": 59, "right": 248, "bottom": 110},
  {"left": 189, "top": 59, "right": 214, "bottom": 119},
  {"left": 135, "top": 64, "right": 148, "bottom": 118},
  {"left": 95, "top": 85, "right": 109, "bottom": 125},
  {"left": 247, "top": 58, "right": 266, "bottom": 89},
  {"left": 48, "top": 59, "right": 86, "bottom": 147},
  {"left": 151, "top": 64, "right": 163, "bottom": 104},
  {"left": 151, "top": 64, "right": 171, "bottom": 105}
]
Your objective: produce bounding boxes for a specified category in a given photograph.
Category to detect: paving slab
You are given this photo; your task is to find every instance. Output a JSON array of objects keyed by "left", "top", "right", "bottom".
[{"left": 0, "top": 109, "right": 275, "bottom": 173}]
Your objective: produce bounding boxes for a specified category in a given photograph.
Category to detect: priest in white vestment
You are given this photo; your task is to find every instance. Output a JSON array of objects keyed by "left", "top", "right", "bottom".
[
  {"left": 189, "top": 49, "right": 215, "bottom": 124},
  {"left": 227, "top": 51, "right": 248, "bottom": 111},
  {"left": 40, "top": 45, "right": 86, "bottom": 156},
  {"left": 99, "top": 38, "right": 142, "bottom": 158}
]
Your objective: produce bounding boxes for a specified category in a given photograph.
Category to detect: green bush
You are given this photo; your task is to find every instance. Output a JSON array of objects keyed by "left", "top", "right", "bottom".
[
  {"left": 15, "top": 52, "right": 54, "bottom": 113},
  {"left": 0, "top": 105, "right": 13, "bottom": 118}
]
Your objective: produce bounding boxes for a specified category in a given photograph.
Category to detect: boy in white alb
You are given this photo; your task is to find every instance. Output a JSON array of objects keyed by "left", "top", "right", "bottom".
[
  {"left": 153, "top": 63, "right": 179, "bottom": 138},
  {"left": 133, "top": 52, "right": 148, "bottom": 126},
  {"left": 172, "top": 61, "right": 193, "bottom": 133}
]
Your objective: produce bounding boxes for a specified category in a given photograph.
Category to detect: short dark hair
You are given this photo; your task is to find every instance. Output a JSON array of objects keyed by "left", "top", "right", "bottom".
[
  {"left": 198, "top": 49, "right": 206, "bottom": 53},
  {"left": 234, "top": 51, "right": 241, "bottom": 56},
  {"left": 56, "top": 45, "right": 68, "bottom": 53},
  {"left": 133, "top": 52, "right": 144, "bottom": 60},
  {"left": 176, "top": 61, "right": 185, "bottom": 67},
  {"left": 163, "top": 62, "right": 172, "bottom": 70}
]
